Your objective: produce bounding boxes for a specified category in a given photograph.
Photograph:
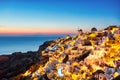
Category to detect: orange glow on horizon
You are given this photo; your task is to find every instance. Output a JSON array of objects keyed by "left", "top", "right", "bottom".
[{"left": 0, "top": 28, "right": 77, "bottom": 35}]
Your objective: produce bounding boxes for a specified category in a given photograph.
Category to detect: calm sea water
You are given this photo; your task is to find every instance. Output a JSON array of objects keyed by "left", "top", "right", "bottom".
[{"left": 0, "top": 35, "right": 65, "bottom": 55}]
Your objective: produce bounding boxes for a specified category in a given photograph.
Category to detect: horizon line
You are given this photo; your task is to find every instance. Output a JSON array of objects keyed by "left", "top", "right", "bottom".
[{"left": 0, "top": 32, "right": 77, "bottom": 36}]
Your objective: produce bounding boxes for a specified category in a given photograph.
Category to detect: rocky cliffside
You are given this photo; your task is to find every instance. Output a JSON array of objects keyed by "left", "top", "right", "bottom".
[
  {"left": 0, "top": 40, "right": 54, "bottom": 79},
  {"left": 0, "top": 26, "right": 120, "bottom": 80}
]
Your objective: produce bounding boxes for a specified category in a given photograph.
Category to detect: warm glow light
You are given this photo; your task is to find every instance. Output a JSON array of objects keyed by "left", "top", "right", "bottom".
[
  {"left": 12, "top": 27, "right": 120, "bottom": 80},
  {"left": 0, "top": 28, "right": 76, "bottom": 35}
]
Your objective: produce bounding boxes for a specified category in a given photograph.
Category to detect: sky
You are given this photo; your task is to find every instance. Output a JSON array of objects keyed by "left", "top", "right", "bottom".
[{"left": 0, "top": 0, "right": 120, "bottom": 35}]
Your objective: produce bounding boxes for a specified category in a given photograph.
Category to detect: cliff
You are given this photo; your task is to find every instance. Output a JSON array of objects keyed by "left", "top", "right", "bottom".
[
  {"left": 0, "top": 40, "right": 55, "bottom": 79},
  {"left": 0, "top": 26, "right": 120, "bottom": 80}
]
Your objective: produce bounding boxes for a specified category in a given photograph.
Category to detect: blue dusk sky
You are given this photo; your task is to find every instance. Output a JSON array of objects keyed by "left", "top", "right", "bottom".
[{"left": 0, "top": 0, "right": 120, "bottom": 34}]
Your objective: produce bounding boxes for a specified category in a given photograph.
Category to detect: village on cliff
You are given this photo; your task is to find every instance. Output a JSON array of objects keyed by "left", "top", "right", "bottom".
[{"left": 1, "top": 25, "right": 120, "bottom": 80}]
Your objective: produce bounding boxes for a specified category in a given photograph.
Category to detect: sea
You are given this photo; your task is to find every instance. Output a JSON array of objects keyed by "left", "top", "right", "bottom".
[{"left": 0, "top": 34, "right": 67, "bottom": 55}]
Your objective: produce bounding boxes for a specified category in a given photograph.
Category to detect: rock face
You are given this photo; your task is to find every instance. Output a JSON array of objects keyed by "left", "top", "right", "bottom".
[
  {"left": 0, "top": 40, "right": 54, "bottom": 79},
  {"left": 38, "top": 40, "right": 56, "bottom": 53},
  {"left": 0, "top": 51, "right": 39, "bottom": 79}
]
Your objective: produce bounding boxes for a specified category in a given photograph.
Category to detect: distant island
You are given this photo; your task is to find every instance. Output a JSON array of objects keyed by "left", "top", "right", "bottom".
[{"left": 0, "top": 25, "right": 120, "bottom": 80}]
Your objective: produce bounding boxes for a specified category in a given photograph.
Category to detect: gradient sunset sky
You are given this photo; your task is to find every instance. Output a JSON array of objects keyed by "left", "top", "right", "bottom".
[{"left": 0, "top": 0, "right": 120, "bottom": 35}]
